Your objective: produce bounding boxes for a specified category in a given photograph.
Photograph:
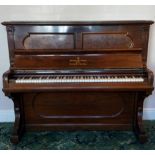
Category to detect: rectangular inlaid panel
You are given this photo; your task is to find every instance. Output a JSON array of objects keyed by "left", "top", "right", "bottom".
[
  {"left": 13, "top": 54, "right": 143, "bottom": 69},
  {"left": 15, "top": 33, "right": 75, "bottom": 49},
  {"left": 83, "top": 33, "right": 136, "bottom": 49},
  {"left": 23, "top": 92, "right": 135, "bottom": 125}
]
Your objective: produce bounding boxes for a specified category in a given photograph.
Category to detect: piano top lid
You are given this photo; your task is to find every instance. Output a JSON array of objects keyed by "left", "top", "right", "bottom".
[{"left": 1, "top": 20, "right": 154, "bottom": 26}]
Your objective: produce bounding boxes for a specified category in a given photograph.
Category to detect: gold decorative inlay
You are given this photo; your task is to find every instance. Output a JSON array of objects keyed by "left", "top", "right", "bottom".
[{"left": 69, "top": 57, "right": 87, "bottom": 66}]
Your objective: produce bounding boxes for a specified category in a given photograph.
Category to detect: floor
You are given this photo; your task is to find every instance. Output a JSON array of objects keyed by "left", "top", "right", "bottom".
[{"left": 0, "top": 121, "right": 155, "bottom": 150}]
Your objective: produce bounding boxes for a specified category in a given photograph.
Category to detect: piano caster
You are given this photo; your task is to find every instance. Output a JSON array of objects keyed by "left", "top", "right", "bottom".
[
  {"left": 138, "top": 133, "right": 148, "bottom": 144},
  {"left": 10, "top": 135, "right": 20, "bottom": 144},
  {"left": 134, "top": 127, "right": 148, "bottom": 144},
  {"left": 134, "top": 128, "right": 147, "bottom": 144},
  {"left": 10, "top": 121, "right": 25, "bottom": 144},
  {"left": 10, "top": 124, "right": 24, "bottom": 144}
]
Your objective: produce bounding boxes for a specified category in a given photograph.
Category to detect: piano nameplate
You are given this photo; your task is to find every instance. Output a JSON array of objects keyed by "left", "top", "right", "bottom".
[{"left": 69, "top": 57, "right": 87, "bottom": 66}]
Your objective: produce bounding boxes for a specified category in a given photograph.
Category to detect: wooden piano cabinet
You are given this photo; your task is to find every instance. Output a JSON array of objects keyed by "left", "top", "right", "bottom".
[
  {"left": 9, "top": 91, "right": 150, "bottom": 144},
  {"left": 2, "top": 21, "right": 154, "bottom": 144}
]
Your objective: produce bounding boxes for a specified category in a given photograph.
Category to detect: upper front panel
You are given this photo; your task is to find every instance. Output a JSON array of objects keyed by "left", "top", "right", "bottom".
[
  {"left": 3, "top": 21, "right": 153, "bottom": 70},
  {"left": 13, "top": 25, "right": 144, "bottom": 50}
]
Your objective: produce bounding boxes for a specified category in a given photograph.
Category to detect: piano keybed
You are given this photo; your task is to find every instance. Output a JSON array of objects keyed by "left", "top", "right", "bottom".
[{"left": 14, "top": 75, "right": 144, "bottom": 83}]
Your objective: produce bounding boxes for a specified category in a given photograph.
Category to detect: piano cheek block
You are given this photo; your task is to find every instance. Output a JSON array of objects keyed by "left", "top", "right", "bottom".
[{"left": 1, "top": 20, "right": 154, "bottom": 144}]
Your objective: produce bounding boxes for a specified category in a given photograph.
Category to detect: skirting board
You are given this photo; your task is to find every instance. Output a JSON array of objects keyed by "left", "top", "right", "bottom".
[{"left": 0, "top": 109, "right": 155, "bottom": 122}]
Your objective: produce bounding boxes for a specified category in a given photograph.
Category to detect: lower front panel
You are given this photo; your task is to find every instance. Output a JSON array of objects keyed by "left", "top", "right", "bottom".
[{"left": 23, "top": 92, "right": 135, "bottom": 130}]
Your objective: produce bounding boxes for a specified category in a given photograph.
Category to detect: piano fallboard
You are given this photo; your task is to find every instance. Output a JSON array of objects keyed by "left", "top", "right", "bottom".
[{"left": 13, "top": 53, "right": 143, "bottom": 70}]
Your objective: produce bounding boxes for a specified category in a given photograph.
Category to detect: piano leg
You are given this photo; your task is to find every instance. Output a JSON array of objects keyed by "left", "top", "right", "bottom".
[
  {"left": 133, "top": 93, "right": 147, "bottom": 144},
  {"left": 10, "top": 94, "right": 25, "bottom": 144}
]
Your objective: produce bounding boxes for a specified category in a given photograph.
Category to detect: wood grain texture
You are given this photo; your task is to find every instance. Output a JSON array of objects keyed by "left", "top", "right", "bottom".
[
  {"left": 82, "top": 32, "right": 135, "bottom": 49},
  {"left": 23, "top": 33, "right": 74, "bottom": 49}
]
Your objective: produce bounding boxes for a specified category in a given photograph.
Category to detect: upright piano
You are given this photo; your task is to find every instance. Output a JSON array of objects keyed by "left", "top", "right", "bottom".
[{"left": 2, "top": 21, "right": 154, "bottom": 144}]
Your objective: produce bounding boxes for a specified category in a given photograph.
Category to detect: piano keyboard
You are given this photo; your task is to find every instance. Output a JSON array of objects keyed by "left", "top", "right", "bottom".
[{"left": 15, "top": 75, "right": 144, "bottom": 83}]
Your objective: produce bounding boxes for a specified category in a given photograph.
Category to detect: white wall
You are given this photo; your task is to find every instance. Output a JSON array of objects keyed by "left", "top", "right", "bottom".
[{"left": 0, "top": 5, "right": 155, "bottom": 122}]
